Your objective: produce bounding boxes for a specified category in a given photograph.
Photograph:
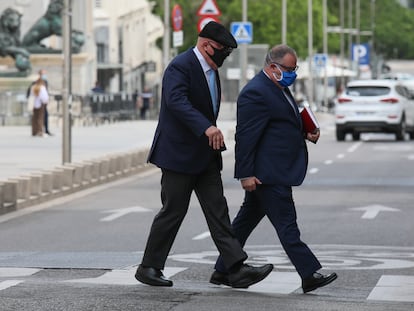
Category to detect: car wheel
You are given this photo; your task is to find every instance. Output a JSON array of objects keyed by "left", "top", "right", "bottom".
[
  {"left": 352, "top": 132, "right": 360, "bottom": 141},
  {"left": 336, "top": 129, "right": 346, "bottom": 141},
  {"left": 395, "top": 118, "right": 406, "bottom": 141},
  {"left": 409, "top": 131, "right": 414, "bottom": 140}
]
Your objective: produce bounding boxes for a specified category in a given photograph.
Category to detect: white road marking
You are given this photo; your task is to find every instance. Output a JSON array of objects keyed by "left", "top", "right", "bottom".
[
  {"left": 324, "top": 160, "right": 333, "bottom": 165},
  {"left": 348, "top": 142, "right": 362, "bottom": 153},
  {"left": 170, "top": 244, "right": 414, "bottom": 270},
  {"left": 193, "top": 231, "right": 211, "bottom": 240},
  {"left": 67, "top": 266, "right": 302, "bottom": 294},
  {"left": 373, "top": 145, "right": 413, "bottom": 152},
  {"left": 237, "top": 272, "right": 300, "bottom": 294},
  {"left": 0, "top": 261, "right": 413, "bottom": 302},
  {"left": 308, "top": 168, "right": 319, "bottom": 174},
  {"left": 0, "top": 267, "right": 40, "bottom": 277},
  {"left": 350, "top": 204, "right": 400, "bottom": 219},
  {"left": 337, "top": 153, "right": 345, "bottom": 159},
  {"left": 100, "top": 206, "right": 151, "bottom": 222},
  {"left": 0, "top": 168, "right": 159, "bottom": 225},
  {"left": 368, "top": 275, "right": 414, "bottom": 302},
  {"left": 0, "top": 280, "right": 23, "bottom": 291},
  {"left": 65, "top": 267, "right": 186, "bottom": 285}
]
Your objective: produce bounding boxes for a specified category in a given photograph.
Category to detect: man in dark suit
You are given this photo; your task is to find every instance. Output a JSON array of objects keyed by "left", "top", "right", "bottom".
[
  {"left": 210, "top": 44, "right": 337, "bottom": 293},
  {"left": 134, "top": 21, "right": 273, "bottom": 288}
]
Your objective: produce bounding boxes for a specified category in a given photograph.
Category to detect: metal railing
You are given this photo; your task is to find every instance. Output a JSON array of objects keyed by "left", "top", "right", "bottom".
[{"left": 0, "top": 91, "right": 148, "bottom": 126}]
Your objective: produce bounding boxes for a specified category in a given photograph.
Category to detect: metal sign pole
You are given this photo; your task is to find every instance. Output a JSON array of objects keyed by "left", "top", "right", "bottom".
[
  {"left": 239, "top": 0, "right": 248, "bottom": 91},
  {"left": 62, "top": 0, "right": 71, "bottom": 163},
  {"left": 307, "top": 0, "right": 314, "bottom": 109}
]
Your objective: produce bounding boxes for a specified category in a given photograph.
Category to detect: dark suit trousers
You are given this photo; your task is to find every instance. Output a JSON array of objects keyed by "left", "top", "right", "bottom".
[
  {"left": 215, "top": 185, "right": 321, "bottom": 279},
  {"left": 141, "top": 159, "right": 247, "bottom": 271}
]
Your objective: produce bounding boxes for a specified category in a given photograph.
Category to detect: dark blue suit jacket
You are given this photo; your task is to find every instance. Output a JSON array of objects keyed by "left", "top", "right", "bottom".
[
  {"left": 148, "top": 48, "right": 223, "bottom": 174},
  {"left": 235, "top": 71, "right": 308, "bottom": 186}
]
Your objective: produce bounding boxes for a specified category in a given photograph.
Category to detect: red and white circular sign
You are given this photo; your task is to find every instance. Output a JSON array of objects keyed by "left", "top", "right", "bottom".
[
  {"left": 172, "top": 4, "right": 183, "bottom": 32},
  {"left": 197, "top": 16, "right": 219, "bottom": 33}
]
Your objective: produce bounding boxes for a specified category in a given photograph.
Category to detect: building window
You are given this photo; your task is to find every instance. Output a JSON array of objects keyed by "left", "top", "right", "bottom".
[
  {"left": 97, "top": 43, "right": 108, "bottom": 63},
  {"left": 95, "top": 0, "right": 102, "bottom": 8}
]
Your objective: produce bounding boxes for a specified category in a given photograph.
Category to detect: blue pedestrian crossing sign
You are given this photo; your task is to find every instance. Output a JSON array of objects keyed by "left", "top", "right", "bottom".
[
  {"left": 313, "top": 53, "right": 327, "bottom": 68},
  {"left": 231, "top": 22, "right": 253, "bottom": 44}
]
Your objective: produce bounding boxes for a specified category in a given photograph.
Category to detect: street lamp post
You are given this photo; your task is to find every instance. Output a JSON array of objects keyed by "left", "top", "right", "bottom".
[
  {"left": 307, "top": 0, "right": 314, "bottom": 109},
  {"left": 239, "top": 0, "right": 248, "bottom": 91},
  {"left": 340, "top": 0, "right": 345, "bottom": 88},
  {"left": 282, "top": 0, "right": 287, "bottom": 44},
  {"left": 62, "top": 0, "right": 71, "bottom": 163},
  {"left": 163, "top": 0, "right": 170, "bottom": 72},
  {"left": 323, "top": 0, "right": 328, "bottom": 109},
  {"left": 356, "top": 0, "right": 361, "bottom": 79}
]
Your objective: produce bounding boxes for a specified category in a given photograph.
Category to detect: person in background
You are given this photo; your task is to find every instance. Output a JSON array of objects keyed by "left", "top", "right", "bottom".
[
  {"left": 29, "top": 78, "right": 48, "bottom": 137},
  {"left": 210, "top": 44, "right": 338, "bottom": 294},
  {"left": 134, "top": 21, "right": 273, "bottom": 289},
  {"left": 27, "top": 69, "right": 52, "bottom": 136},
  {"left": 139, "top": 87, "right": 153, "bottom": 119},
  {"left": 91, "top": 81, "right": 104, "bottom": 93}
]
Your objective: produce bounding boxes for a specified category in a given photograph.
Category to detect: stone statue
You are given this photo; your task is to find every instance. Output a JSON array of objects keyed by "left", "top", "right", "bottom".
[
  {"left": 22, "top": 0, "right": 85, "bottom": 54},
  {"left": 0, "top": 7, "right": 31, "bottom": 75}
]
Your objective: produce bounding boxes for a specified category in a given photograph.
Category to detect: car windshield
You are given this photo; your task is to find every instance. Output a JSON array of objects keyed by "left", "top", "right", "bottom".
[{"left": 346, "top": 86, "right": 390, "bottom": 96}]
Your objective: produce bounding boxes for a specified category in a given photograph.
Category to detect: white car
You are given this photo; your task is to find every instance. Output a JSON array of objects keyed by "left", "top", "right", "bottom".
[
  {"left": 380, "top": 72, "right": 414, "bottom": 96},
  {"left": 335, "top": 79, "right": 414, "bottom": 141}
]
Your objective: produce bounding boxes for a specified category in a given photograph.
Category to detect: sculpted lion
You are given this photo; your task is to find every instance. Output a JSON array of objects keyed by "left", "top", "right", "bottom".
[
  {"left": 0, "top": 7, "right": 31, "bottom": 72},
  {"left": 22, "top": 0, "right": 84, "bottom": 53}
]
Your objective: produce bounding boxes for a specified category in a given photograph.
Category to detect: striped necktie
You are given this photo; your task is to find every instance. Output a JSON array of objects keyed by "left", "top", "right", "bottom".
[{"left": 208, "top": 69, "right": 217, "bottom": 115}]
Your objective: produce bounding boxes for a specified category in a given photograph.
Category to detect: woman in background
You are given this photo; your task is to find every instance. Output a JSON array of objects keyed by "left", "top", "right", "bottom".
[{"left": 30, "top": 79, "right": 48, "bottom": 137}]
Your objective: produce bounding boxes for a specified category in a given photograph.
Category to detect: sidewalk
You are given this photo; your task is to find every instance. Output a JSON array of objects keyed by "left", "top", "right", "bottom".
[
  {"left": 0, "top": 116, "right": 237, "bottom": 182},
  {"left": 0, "top": 105, "right": 334, "bottom": 182},
  {"left": 0, "top": 121, "right": 157, "bottom": 182},
  {"left": 0, "top": 103, "right": 333, "bottom": 211}
]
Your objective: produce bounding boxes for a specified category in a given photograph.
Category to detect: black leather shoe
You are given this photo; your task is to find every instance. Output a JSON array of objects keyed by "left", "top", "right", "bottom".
[
  {"left": 209, "top": 270, "right": 231, "bottom": 286},
  {"left": 135, "top": 265, "right": 173, "bottom": 287},
  {"left": 302, "top": 272, "right": 337, "bottom": 293},
  {"left": 228, "top": 264, "right": 273, "bottom": 288}
]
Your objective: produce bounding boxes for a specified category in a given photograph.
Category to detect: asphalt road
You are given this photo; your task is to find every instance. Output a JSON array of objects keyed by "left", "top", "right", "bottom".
[{"left": 0, "top": 122, "right": 413, "bottom": 310}]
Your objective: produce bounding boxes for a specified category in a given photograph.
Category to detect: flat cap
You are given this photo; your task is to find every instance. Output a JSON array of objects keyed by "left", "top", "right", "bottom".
[{"left": 199, "top": 21, "right": 237, "bottom": 49}]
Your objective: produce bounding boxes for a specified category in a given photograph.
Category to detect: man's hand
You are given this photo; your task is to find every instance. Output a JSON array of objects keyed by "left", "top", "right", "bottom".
[
  {"left": 205, "top": 126, "right": 225, "bottom": 150},
  {"left": 306, "top": 128, "right": 320, "bottom": 144},
  {"left": 241, "top": 176, "right": 262, "bottom": 192}
]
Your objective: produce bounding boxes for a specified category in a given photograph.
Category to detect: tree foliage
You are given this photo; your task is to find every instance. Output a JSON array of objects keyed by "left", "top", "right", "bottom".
[{"left": 151, "top": 0, "right": 414, "bottom": 60}]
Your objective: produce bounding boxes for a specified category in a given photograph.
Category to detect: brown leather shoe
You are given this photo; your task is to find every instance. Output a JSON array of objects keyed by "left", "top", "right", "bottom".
[{"left": 135, "top": 265, "right": 173, "bottom": 287}]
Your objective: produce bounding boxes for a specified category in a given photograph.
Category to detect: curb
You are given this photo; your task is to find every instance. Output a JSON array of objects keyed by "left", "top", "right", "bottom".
[{"left": 0, "top": 148, "right": 152, "bottom": 214}]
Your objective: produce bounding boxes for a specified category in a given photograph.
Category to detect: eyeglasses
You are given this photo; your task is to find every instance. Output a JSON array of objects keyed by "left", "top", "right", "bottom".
[
  {"left": 208, "top": 41, "right": 233, "bottom": 54},
  {"left": 274, "top": 62, "right": 299, "bottom": 73}
]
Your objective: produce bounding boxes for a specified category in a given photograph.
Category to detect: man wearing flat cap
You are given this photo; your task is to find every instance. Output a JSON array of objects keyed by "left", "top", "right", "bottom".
[{"left": 135, "top": 21, "right": 273, "bottom": 288}]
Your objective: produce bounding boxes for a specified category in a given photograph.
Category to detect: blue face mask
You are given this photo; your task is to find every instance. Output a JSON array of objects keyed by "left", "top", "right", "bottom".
[
  {"left": 274, "top": 70, "right": 297, "bottom": 87},
  {"left": 41, "top": 74, "right": 47, "bottom": 80}
]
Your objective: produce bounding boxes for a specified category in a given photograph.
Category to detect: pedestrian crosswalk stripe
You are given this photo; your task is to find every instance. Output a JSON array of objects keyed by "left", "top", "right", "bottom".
[
  {"left": 235, "top": 272, "right": 301, "bottom": 294},
  {"left": 0, "top": 280, "right": 23, "bottom": 291},
  {"left": 0, "top": 267, "right": 40, "bottom": 277},
  {"left": 67, "top": 267, "right": 302, "bottom": 294},
  {"left": 65, "top": 267, "right": 187, "bottom": 285},
  {"left": 367, "top": 275, "right": 414, "bottom": 302},
  {"left": 1, "top": 266, "right": 413, "bottom": 302}
]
